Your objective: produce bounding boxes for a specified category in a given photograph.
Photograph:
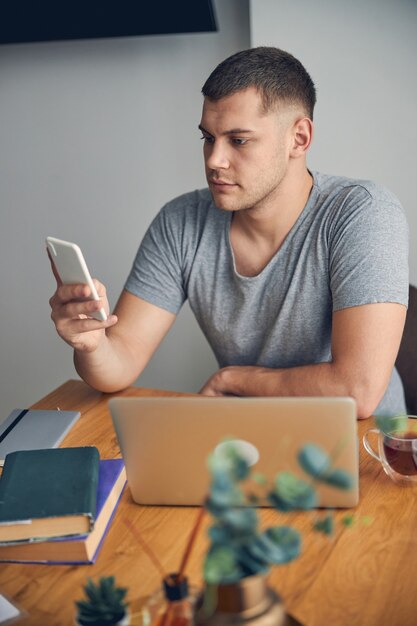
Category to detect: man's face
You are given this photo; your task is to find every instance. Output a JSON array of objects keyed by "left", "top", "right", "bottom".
[{"left": 199, "top": 87, "right": 296, "bottom": 213}]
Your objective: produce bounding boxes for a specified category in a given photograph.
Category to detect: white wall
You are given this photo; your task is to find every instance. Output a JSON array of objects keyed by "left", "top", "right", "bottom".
[
  {"left": 250, "top": 0, "right": 417, "bottom": 285},
  {"left": 0, "top": 1, "right": 250, "bottom": 416}
]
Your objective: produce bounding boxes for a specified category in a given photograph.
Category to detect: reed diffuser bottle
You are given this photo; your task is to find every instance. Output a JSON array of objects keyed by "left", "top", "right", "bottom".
[{"left": 142, "top": 573, "right": 199, "bottom": 626}]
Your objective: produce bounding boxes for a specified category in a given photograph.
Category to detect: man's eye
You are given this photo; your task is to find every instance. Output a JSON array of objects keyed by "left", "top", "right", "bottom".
[
  {"left": 200, "top": 135, "right": 214, "bottom": 144},
  {"left": 232, "top": 138, "right": 248, "bottom": 146}
]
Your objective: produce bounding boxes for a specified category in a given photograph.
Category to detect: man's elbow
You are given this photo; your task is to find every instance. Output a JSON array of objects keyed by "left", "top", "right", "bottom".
[
  {"left": 355, "top": 398, "right": 378, "bottom": 420},
  {"left": 348, "top": 380, "right": 386, "bottom": 420}
]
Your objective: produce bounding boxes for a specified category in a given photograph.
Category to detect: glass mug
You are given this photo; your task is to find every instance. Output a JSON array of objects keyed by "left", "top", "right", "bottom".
[{"left": 363, "top": 417, "right": 417, "bottom": 485}]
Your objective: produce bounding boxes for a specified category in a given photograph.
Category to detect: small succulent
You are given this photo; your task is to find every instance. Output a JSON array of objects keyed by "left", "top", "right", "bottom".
[
  {"left": 203, "top": 440, "right": 354, "bottom": 584},
  {"left": 76, "top": 576, "right": 128, "bottom": 626}
]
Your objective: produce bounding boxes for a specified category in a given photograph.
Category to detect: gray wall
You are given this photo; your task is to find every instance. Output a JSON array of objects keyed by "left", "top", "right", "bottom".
[
  {"left": 0, "top": 1, "right": 250, "bottom": 416},
  {"left": 250, "top": 0, "right": 417, "bottom": 285},
  {"left": 1, "top": 0, "right": 415, "bottom": 417}
]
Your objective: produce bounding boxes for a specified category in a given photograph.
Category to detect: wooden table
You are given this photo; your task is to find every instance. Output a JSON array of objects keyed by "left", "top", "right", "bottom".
[{"left": 1, "top": 380, "right": 416, "bottom": 626}]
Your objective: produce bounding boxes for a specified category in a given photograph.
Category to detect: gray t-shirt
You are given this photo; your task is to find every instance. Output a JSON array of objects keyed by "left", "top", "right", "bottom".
[{"left": 125, "top": 171, "right": 409, "bottom": 415}]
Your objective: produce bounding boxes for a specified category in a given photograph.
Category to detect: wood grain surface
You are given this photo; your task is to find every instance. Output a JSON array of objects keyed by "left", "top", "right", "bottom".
[{"left": 0, "top": 380, "right": 416, "bottom": 626}]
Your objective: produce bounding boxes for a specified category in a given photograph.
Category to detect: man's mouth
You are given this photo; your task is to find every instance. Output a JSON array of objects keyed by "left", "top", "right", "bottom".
[{"left": 210, "top": 179, "right": 237, "bottom": 188}]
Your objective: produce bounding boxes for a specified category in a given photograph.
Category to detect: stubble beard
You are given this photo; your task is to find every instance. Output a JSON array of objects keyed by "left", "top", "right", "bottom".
[{"left": 210, "top": 172, "right": 285, "bottom": 215}]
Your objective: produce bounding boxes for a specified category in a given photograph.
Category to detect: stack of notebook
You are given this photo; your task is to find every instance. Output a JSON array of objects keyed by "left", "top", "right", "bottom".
[{"left": 0, "top": 446, "right": 126, "bottom": 564}]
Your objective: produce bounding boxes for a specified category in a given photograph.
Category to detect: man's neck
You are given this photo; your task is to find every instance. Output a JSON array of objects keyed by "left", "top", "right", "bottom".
[
  {"left": 230, "top": 167, "right": 313, "bottom": 277},
  {"left": 234, "top": 167, "right": 313, "bottom": 244}
]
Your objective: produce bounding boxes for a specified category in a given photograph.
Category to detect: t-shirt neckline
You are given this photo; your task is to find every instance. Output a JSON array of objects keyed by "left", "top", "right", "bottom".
[{"left": 226, "top": 170, "right": 319, "bottom": 281}]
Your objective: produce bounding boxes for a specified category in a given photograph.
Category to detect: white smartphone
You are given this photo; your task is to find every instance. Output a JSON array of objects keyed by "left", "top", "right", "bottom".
[{"left": 46, "top": 236, "right": 107, "bottom": 321}]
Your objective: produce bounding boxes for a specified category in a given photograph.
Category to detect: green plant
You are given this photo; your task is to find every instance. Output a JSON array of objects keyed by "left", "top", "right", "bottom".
[
  {"left": 375, "top": 414, "right": 410, "bottom": 434},
  {"left": 76, "top": 576, "right": 128, "bottom": 626},
  {"left": 203, "top": 440, "right": 354, "bottom": 584}
]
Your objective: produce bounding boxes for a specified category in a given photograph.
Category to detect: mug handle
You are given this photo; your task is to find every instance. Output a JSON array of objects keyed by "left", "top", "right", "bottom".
[{"left": 363, "top": 428, "right": 381, "bottom": 461}]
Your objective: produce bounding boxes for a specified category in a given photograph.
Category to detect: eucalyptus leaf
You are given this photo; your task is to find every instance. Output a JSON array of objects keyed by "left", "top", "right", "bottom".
[
  {"left": 242, "top": 527, "right": 300, "bottom": 565},
  {"left": 208, "top": 523, "right": 233, "bottom": 545},
  {"left": 342, "top": 514, "right": 355, "bottom": 527},
  {"left": 209, "top": 443, "right": 251, "bottom": 482},
  {"left": 298, "top": 444, "right": 330, "bottom": 479},
  {"left": 237, "top": 544, "right": 271, "bottom": 576},
  {"left": 220, "top": 507, "right": 259, "bottom": 534},
  {"left": 206, "top": 468, "right": 244, "bottom": 512},
  {"left": 207, "top": 453, "right": 234, "bottom": 485},
  {"left": 321, "top": 468, "right": 353, "bottom": 490},
  {"left": 272, "top": 471, "right": 317, "bottom": 510},
  {"left": 209, "top": 466, "right": 236, "bottom": 494},
  {"left": 375, "top": 414, "right": 408, "bottom": 435},
  {"left": 313, "top": 513, "right": 334, "bottom": 535},
  {"left": 204, "top": 545, "right": 243, "bottom": 584},
  {"left": 206, "top": 485, "right": 244, "bottom": 514},
  {"left": 267, "top": 491, "right": 294, "bottom": 512},
  {"left": 264, "top": 526, "right": 301, "bottom": 563},
  {"left": 229, "top": 455, "right": 252, "bottom": 482},
  {"left": 208, "top": 511, "right": 257, "bottom": 543}
]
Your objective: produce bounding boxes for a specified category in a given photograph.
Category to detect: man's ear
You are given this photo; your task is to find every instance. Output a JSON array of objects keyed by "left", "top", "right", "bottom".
[{"left": 290, "top": 117, "right": 313, "bottom": 157}]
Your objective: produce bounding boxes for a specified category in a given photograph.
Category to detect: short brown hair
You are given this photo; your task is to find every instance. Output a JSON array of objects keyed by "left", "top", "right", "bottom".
[{"left": 202, "top": 46, "right": 316, "bottom": 119}]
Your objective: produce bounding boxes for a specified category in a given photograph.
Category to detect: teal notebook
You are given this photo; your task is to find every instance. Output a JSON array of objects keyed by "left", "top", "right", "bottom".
[
  {"left": 0, "top": 446, "right": 100, "bottom": 543},
  {"left": 0, "top": 459, "right": 126, "bottom": 564}
]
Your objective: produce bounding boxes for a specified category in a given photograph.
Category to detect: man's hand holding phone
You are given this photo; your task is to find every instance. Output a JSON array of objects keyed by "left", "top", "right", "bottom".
[{"left": 46, "top": 237, "right": 118, "bottom": 353}]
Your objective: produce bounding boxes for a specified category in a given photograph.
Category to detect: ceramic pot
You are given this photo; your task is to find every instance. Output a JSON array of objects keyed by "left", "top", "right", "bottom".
[{"left": 194, "top": 575, "right": 293, "bottom": 626}]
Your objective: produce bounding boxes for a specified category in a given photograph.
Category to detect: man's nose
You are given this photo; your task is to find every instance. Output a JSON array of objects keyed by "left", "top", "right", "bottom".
[{"left": 205, "top": 141, "right": 230, "bottom": 170}]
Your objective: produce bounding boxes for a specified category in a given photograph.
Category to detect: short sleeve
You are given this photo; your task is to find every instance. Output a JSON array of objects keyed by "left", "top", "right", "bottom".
[
  {"left": 328, "top": 185, "right": 409, "bottom": 311},
  {"left": 124, "top": 205, "right": 187, "bottom": 314}
]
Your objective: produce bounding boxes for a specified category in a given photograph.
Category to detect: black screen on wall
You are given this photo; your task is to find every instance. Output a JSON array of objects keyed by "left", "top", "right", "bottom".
[{"left": 0, "top": 0, "right": 218, "bottom": 45}]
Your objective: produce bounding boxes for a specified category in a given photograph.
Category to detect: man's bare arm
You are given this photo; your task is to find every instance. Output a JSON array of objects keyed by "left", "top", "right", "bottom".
[
  {"left": 199, "top": 303, "right": 407, "bottom": 418},
  {"left": 73, "top": 290, "right": 176, "bottom": 392},
  {"left": 49, "top": 274, "right": 176, "bottom": 393}
]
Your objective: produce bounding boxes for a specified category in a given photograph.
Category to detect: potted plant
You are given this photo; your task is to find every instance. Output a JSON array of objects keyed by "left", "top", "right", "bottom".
[
  {"left": 195, "top": 440, "right": 354, "bottom": 626},
  {"left": 75, "top": 576, "right": 129, "bottom": 626},
  {"left": 86, "top": 440, "right": 356, "bottom": 626}
]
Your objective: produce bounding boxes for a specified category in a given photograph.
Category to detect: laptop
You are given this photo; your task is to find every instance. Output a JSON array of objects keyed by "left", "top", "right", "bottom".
[{"left": 108, "top": 396, "right": 359, "bottom": 508}]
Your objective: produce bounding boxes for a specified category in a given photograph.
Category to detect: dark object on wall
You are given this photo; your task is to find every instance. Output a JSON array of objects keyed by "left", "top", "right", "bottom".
[
  {"left": 395, "top": 284, "right": 417, "bottom": 415},
  {"left": 0, "top": 0, "right": 217, "bottom": 45}
]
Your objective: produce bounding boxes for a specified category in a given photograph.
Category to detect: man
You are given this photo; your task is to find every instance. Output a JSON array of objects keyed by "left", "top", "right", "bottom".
[{"left": 49, "top": 47, "right": 409, "bottom": 418}]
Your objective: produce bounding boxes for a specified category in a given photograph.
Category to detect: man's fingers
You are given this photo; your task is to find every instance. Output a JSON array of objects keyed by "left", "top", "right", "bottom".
[
  {"left": 63, "top": 315, "right": 117, "bottom": 333},
  {"left": 55, "top": 314, "right": 118, "bottom": 337},
  {"left": 54, "top": 283, "right": 93, "bottom": 304},
  {"left": 51, "top": 296, "right": 107, "bottom": 320},
  {"left": 92, "top": 279, "right": 106, "bottom": 298}
]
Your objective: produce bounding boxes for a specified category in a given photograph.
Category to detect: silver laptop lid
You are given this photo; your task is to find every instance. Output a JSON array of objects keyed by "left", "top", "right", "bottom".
[{"left": 109, "top": 396, "right": 358, "bottom": 508}]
